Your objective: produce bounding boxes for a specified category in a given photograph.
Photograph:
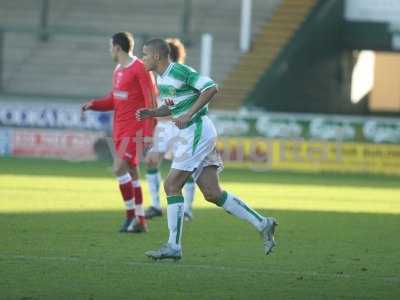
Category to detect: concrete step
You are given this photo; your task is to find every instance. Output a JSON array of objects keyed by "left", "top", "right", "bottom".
[
  {"left": 1, "top": 0, "right": 282, "bottom": 101},
  {"left": 215, "top": 0, "right": 317, "bottom": 110}
]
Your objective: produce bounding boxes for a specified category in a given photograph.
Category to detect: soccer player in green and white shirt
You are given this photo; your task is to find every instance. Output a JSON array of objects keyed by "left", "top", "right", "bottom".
[
  {"left": 144, "top": 38, "right": 196, "bottom": 222},
  {"left": 138, "top": 38, "right": 278, "bottom": 260}
]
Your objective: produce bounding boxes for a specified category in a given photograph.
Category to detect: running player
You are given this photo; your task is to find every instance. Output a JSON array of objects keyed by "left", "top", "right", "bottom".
[
  {"left": 144, "top": 37, "right": 195, "bottom": 221},
  {"left": 138, "top": 38, "right": 278, "bottom": 260}
]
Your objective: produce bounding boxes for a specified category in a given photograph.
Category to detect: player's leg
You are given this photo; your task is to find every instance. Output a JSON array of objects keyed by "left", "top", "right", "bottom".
[
  {"left": 128, "top": 164, "right": 148, "bottom": 232},
  {"left": 145, "top": 116, "right": 215, "bottom": 259},
  {"left": 144, "top": 151, "right": 164, "bottom": 219},
  {"left": 114, "top": 137, "right": 147, "bottom": 233},
  {"left": 145, "top": 168, "right": 192, "bottom": 260},
  {"left": 144, "top": 121, "right": 172, "bottom": 219},
  {"left": 183, "top": 176, "right": 195, "bottom": 221},
  {"left": 164, "top": 169, "right": 192, "bottom": 248},
  {"left": 196, "top": 165, "right": 278, "bottom": 255},
  {"left": 112, "top": 156, "right": 136, "bottom": 233}
]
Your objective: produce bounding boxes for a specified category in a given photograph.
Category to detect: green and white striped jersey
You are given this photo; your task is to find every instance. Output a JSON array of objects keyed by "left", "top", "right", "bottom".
[{"left": 156, "top": 63, "right": 217, "bottom": 123}]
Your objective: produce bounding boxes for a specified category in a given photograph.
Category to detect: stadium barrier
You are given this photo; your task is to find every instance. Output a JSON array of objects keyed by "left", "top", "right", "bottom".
[
  {"left": 6, "top": 128, "right": 104, "bottom": 161},
  {"left": 211, "top": 110, "right": 400, "bottom": 175},
  {"left": 0, "top": 101, "right": 109, "bottom": 160},
  {"left": 1, "top": 101, "right": 400, "bottom": 175},
  {"left": 216, "top": 137, "right": 400, "bottom": 175}
]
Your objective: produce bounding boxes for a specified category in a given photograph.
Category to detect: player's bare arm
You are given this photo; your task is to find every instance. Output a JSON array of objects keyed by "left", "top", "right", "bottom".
[
  {"left": 136, "top": 105, "right": 171, "bottom": 121},
  {"left": 174, "top": 86, "right": 218, "bottom": 129}
]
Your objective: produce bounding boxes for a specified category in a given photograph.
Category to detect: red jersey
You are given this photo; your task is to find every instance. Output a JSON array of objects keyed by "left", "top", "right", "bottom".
[{"left": 90, "top": 57, "right": 156, "bottom": 140}]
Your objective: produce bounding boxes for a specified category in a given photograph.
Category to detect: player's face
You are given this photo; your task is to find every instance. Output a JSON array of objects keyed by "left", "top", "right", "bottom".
[{"left": 142, "top": 46, "right": 157, "bottom": 71}]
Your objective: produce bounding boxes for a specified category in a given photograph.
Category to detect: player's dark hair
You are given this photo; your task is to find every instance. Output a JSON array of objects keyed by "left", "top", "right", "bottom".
[
  {"left": 166, "top": 38, "right": 186, "bottom": 63},
  {"left": 144, "top": 38, "right": 170, "bottom": 59},
  {"left": 112, "top": 32, "right": 134, "bottom": 53}
]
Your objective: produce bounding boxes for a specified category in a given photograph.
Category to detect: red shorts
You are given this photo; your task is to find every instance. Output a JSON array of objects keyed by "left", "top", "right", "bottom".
[{"left": 114, "top": 137, "right": 143, "bottom": 167}]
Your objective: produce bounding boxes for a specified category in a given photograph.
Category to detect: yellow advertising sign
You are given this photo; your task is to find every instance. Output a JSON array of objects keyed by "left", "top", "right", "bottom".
[{"left": 216, "top": 138, "right": 400, "bottom": 175}]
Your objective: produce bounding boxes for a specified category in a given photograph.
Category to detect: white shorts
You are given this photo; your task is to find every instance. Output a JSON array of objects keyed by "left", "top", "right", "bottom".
[
  {"left": 171, "top": 115, "right": 223, "bottom": 181},
  {"left": 149, "top": 120, "right": 180, "bottom": 155}
]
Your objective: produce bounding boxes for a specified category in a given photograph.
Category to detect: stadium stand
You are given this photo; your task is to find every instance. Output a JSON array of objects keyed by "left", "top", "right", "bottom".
[
  {"left": 0, "top": 0, "right": 281, "bottom": 100},
  {"left": 213, "top": 0, "right": 317, "bottom": 110}
]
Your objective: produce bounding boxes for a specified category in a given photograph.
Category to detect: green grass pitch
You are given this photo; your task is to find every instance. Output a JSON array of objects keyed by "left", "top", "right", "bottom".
[{"left": 0, "top": 157, "right": 399, "bottom": 299}]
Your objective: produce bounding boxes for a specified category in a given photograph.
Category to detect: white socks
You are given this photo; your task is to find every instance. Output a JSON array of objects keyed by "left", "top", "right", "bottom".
[
  {"left": 167, "top": 195, "right": 184, "bottom": 250},
  {"left": 146, "top": 170, "right": 161, "bottom": 210},
  {"left": 183, "top": 180, "right": 195, "bottom": 216},
  {"left": 217, "top": 191, "right": 265, "bottom": 231}
]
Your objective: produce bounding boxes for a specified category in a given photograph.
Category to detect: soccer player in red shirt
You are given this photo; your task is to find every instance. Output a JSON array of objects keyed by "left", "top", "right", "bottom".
[{"left": 81, "top": 32, "right": 156, "bottom": 233}]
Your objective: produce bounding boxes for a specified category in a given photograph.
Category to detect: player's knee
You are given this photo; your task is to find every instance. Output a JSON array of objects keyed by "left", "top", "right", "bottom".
[
  {"left": 145, "top": 153, "right": 160, "bottom": 169},
  {"left": 128, "top": 168, "right": 139, "bottom": 181},
  {"left": 163, "top": 178, "right": 171, "bottom": 194},
  {"left": 145, "top": 158, "right": 158, "bottom": 170},
  {"left": 112, "top": 161, "right": 127, "bottom": 177},
  {"left": 163, "top": 179, "right": 179, "bottom": 195},
  {"left": 112, "top": 166, "right": 123, "bottom": 177},
  {"left": 163, "top": 182, "right": 174, "bottom": 195},
  {"left": 202, "top": 189, "right": 220, "bottom": 203}
]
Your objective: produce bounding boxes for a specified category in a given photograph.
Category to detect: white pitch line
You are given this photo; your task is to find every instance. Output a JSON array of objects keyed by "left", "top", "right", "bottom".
[{"left": 0, "top": 254, "right": 399, "bottom": 283}]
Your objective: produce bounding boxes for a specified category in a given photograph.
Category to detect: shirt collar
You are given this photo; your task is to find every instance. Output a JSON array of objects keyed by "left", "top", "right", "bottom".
[{"left": 160, "top": 62, "right": 174, "bottom": 78}]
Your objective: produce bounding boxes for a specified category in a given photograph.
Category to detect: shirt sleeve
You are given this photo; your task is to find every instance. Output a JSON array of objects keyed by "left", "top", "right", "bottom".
[
  {"left": 90, "top": 92, "right": 114, "bottom": 111},
  {"left": 186, "top": 68, "right": 217, "bottom": 93},
  {"left": 137, "top": 66, "right": 157, "bottom": 138}
]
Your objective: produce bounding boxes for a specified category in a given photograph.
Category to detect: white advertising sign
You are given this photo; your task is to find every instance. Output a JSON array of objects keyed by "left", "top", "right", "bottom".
[{"left": 345, "top": 0, "right": 400, "bottom": 23}]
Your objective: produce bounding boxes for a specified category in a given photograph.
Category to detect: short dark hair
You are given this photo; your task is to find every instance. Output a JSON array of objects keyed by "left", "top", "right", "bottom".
[
  {"left": 144, "top": 38, "right": 170, "bottom": 59},
  {"left": 166, "top": 38, "right": 186, "bottom": 63},
  {"left": 112, "top": 32, "right": 134, "bottom": 53}
]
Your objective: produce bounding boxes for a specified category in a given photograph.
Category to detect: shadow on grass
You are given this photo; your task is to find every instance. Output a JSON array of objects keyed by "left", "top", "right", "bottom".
[
  {"left": 0, "top": 208, "right": 399, "bottom": 300},
  {"left": 1, "top": 157, "right": 399, "bottom": 189}
]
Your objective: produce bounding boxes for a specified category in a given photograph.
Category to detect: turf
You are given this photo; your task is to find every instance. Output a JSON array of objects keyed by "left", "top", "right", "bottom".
[{"left": 0, "top": 157, "right": 399, "bottom": 300}]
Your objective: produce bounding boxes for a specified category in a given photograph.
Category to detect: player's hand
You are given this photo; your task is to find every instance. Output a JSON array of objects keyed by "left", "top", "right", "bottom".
[
  {"left": 164, "top": 98, "right": 175, "bottom": 106},
  {"left": 80, "top": 101, "right": 93, "bottom": 120},
  {"left": 173, "top": 113, "right": 191, "bottom": 129},
  {"left": 136, "top": 108, "right": 153, "bottom": 121},
  {"left": 81, "top": 101, "right": 93, "bottom": 112}
]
